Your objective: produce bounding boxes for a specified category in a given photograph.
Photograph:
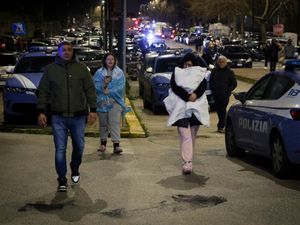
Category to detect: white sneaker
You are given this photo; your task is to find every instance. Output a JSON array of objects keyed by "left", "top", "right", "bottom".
[{"left": 71, "top": 175, "right": 80, "bottom": 183}]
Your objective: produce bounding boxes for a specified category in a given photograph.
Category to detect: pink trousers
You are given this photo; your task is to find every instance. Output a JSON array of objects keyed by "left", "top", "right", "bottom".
[{"left": 177, "top": 125, "right": 200, "bottom": 162}]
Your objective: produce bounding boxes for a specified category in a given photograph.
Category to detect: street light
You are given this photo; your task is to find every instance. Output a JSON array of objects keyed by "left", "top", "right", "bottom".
[{"left": 100, "top": 0, "right": 105, "bottom": 49}]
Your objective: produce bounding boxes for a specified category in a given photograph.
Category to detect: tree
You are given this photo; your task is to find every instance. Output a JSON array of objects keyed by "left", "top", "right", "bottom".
[{"left": 248, "top": 0, "right": 292, "bottom": 41}]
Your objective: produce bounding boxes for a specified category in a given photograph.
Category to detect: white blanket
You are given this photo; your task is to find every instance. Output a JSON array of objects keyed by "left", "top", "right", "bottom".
[{"left": 164, "top": 66, "right": 210, "bottom": 127}]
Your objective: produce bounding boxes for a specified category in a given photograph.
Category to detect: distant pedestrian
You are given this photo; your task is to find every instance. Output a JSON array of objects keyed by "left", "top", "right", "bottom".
[
  {"left": 284, "top": 38, "right": 295, "bottom": 60},
  {"left": 210, "top": 55, "right": 237, "bottom": 133},
  {"left": 93, "top": 53, "right": 129, "bottom": 155},
  {"left": 195, "top": 35, "right": 204, "bottom": 54},
  {"left": 263, "top": 41, "right": 271, "bottom": 69},
  {"left": 37, "top": 41, "right": 97, "bottom": 192},
  {"left": 269, "top": 39, "right": 282, "bottom": 71},
  {"left": 164, "top": 53, "right": 210, "bottom": 174}
]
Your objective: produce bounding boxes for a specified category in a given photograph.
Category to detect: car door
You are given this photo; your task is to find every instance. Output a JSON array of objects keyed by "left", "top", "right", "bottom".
[
  {"left": 234, "top": 75, "right": 272, "bottom": 151},
  {"left": 245, "top": 74, "right": 294, "bottom": 152}
]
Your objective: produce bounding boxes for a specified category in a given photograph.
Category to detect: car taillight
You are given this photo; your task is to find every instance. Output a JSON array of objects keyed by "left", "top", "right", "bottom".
[{"left": 290, "top": 109, "right": 300, "bottom": 120}]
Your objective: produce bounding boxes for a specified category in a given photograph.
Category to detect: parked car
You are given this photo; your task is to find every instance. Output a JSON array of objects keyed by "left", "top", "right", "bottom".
[
  {"left": 0, "top": 52, "right": 20, "bottom": 87},
  {"left": 142, "top": 50, "right": 212, "bottom": 114},
  {"left": 125, "top": 42, "right": 143, "bottom": 80},
  {"left": 74, "top": 47, "right": 105, "bottom": 75},
  {"left": 225, "top": 69, "right": 300, "bottom": 177},
  {"left": 242, "top": 40, "right": 264, "bottom": 61},
  {"left": 215, "top": 45, "right": 252, "bottom": 68},
  {"left": 284, "top": 59, "right": 300, "bottom": 72},
  {"left": 3, "top": 51, "right": 56, "bottom": 123}
]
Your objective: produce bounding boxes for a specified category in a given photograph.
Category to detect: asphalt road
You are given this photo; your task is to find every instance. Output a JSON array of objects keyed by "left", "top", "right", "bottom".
[{"left": 1, "top": 78, "right": 300, "bottom": 225}]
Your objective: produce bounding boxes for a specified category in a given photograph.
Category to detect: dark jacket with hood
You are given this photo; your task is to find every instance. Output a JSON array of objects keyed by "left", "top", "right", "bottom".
[
  {"left": 37, "top": 54, "right": 97, "bottom": 117},
  {"left": 210, "top": 65, "right": 237, "bottom": 98}
]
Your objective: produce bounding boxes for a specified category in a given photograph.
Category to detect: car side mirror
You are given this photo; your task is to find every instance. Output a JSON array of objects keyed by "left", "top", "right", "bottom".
[
  {"left": 208, "top": 64, "right": 214, "bottom": 70},
  {"left": 6, "top": 66, "right": 15, "bottom": 74},
  {"left": 233, "top": 92, "right": 247, "bottom": 104},
  {"left": 146, "top": 67, "right": 153, "bottom": 73}
]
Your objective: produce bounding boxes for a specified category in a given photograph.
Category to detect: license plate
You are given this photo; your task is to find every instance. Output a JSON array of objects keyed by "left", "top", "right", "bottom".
[{"left": 237, "top": 63, "right": 243, "bottom": 67}]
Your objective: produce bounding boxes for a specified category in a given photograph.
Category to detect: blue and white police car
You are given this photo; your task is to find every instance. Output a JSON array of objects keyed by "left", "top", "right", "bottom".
[
  {"left": 225, "top": 61, "right": 300, "bottom": 178},
  {"left": 3, "top": 51, "right": 56, "bottom": 124}
]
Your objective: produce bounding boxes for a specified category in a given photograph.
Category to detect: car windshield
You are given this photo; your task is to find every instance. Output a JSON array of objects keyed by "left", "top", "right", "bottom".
[
  {"left": 225, "top": 46, "right": 245, "bottom": 53},
  {"left": 155, "top": 57, "right": 181, "bottom": 73},
  {"left": 0, "top": 55, "right": 16, "bottom": 66},
  {"left": 14, "top": 56, "right": 55, "bottom": 73},
  {"left": 76, "top": 51, "right": 103, "bottom": 61}
]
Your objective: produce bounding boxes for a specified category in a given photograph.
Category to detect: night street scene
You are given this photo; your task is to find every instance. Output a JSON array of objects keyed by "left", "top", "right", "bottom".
[{"left": 1, "top": 0, "right": 300, "bottom": 224}]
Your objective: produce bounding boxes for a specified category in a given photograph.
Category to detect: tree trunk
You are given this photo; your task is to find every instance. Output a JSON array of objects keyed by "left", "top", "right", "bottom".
[
  {"left": 232, "top": 15, "right": 237, "bottom": 39},
  {"left": 240, "top": 15, "right": 245, "bottom": 39},
  {"left": 260, "top": 21, "right": 267, "bottom": 42}
]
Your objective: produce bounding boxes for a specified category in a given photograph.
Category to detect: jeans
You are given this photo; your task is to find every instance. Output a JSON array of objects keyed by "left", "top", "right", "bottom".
[{"left": 51, "top": 115, "right": 86, "bottom": 179}]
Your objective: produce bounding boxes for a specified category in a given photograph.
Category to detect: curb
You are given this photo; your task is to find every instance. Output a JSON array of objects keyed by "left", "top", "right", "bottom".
[{"left": 0, "top": 98, "right": 147, "bottom": 138}]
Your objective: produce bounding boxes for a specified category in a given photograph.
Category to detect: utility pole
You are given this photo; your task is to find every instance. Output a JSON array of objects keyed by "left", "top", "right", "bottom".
[
  {"left": 103, "top": 0, "right": 108, "bottom": 51},
  {"left": 118, "top": 0, "right": 126, "bottom": 73}
]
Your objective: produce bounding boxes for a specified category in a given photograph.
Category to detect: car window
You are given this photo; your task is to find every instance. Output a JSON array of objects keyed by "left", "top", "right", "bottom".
[
  {"left": 14, "top": 56, "right": 55, "bottom": 73},
  {"left": 247, "top": 75, "right": 272, "bottom": 100},
  {"left": 0, "top": 55, "right": 16, "bottom": 66},
  {"left": 76, "top": 51, "right": 103, "bottom": 61},
  {"left": 225, "top": 46, "right": 245, "bottom": 53},
  {"left": 155, "top": 57, "right": 181, "bottom": 73},
  {"left": 263, "top": 75, "right": 294, "bottom": 100}
]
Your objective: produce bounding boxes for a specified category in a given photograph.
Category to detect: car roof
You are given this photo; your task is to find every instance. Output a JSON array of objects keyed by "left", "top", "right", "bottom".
[
  {"left": 21, "top": 51, "right": 57, "bottom": 57},
  {"left": 269, "top": 70, "right": 300, "bottom": 86}
]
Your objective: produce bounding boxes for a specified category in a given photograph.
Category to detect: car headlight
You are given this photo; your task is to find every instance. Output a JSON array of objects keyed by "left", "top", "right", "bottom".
[
  {"left": 156, "top": 83, "right": 170, "bottom": 87},
  {"left": 5, "top": 87, "right": 35, "bottom": 94},
  {"left": 246, "top": 57, "right": 252, "bottom": 63}
]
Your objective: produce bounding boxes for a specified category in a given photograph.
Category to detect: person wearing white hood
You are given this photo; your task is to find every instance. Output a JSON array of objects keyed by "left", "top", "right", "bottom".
[{"left": 164, "top": 53, "right": 210, "bottom": 174}]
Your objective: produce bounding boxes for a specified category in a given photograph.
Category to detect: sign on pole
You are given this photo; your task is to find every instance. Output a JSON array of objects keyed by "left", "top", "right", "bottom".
[
  {"left": 12, "top": 22, "right": 26, "bottom": 35},
  {"left": 273, "top": 24, "right": 284, "bottom": 36}
]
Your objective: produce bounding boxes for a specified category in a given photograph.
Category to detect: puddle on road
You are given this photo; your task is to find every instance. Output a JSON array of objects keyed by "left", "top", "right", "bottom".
[
  {"left": 101, "top": 194, "right": 227, "bottom": 219},
  {"left": 172, "top": 194, "right": 227, "bottom": 207}
]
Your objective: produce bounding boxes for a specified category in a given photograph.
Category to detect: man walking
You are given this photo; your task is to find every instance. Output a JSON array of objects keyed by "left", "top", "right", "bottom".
[
  {"left": 37, "top": 41, "right": 97, "bottom": 192},
  {"left": 210, "top": 56, "right": 237, "bottom": 133}
]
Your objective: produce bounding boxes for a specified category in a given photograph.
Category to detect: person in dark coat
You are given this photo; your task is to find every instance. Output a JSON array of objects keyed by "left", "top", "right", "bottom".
[
  {"left": 210, "top": 55, "right": 237, "bottom": 133},
  {"left": 269, "top": 39, "right": 282, "bottom": 71},
  {"left": 263, "top": 41, "right": 271, "bottom": 69}
]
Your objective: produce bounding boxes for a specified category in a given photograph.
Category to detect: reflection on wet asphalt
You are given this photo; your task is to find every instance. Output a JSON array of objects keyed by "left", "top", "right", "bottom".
[{"left": 18, "top": 185, "right": 107, "bottom": 222}]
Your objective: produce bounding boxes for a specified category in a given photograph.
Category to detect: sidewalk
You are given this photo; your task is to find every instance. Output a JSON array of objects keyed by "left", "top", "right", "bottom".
[
  {"left": 233, "top": 68, "right": 268, "bottom": 83},
  {"left": 0, "top": 97, "right": 147, "bottom": 138}
]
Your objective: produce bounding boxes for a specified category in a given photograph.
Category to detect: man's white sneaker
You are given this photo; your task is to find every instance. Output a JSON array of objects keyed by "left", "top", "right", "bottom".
[{"left": 71, "top": 175, "right": 80, "bottom": 183}]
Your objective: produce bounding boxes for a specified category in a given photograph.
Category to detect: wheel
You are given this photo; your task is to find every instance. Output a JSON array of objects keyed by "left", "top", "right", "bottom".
[
  {"left": 271, "top": 133, "right": 289, "bottom": 178},
  {"left": 4, "top": 113, "right": 17, "bottom": 124},
  {"left": 151, "top": 90, "right": 161, "bottom": 114},
  {"left": 143, "top": 91, "right": 151, "bottom": 109},
  {"left": 139, "top": 83, "right": 144, "bottom": 97},
  {"left": 225, "top": 120, "right": 245, "bottom": 157}
]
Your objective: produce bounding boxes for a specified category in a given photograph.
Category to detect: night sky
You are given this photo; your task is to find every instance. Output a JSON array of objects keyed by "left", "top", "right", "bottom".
[{"left": 1, "top": 0, "right": 150, "bottom": 18}]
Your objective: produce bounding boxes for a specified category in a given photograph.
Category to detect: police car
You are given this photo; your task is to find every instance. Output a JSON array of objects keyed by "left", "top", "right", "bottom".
[
  {"left": 225, "top": 62, "right": 300, "bottom": 178},
  {"left": 3, "top": 51, "right": 56, "bottom": 123}
]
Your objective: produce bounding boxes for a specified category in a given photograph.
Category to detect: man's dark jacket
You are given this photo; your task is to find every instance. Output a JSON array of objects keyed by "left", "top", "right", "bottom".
[
  {"left": 209, "top": 66, "right": 237, "bottom": 98},
  {"left": 37, "top": 55, "right": 97, "bottom": 117}
]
